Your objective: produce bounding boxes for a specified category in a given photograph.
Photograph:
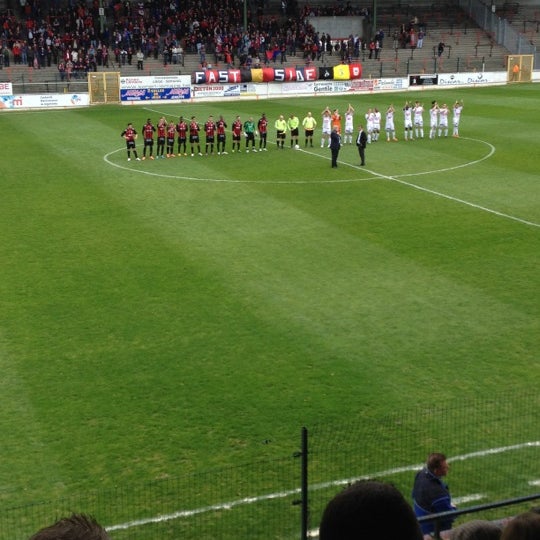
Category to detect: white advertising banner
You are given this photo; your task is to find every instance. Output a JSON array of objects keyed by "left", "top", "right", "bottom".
[
  {"left": 437, "top": 71, "right": 505, "bottom": 86},
  {"left": 0, "top": 93, "right": 89, "bottom": 109},
  {"left": 373, "top": 78, "right": 408, "bottom": 91},
  {"left": 120, "top": 75, "right": 192, "bottom": 89},
  {"left": 0, "top": 82, "right": 13, "bottom": 96},
  {"left": 282, "top": 81, "right": 315, "bottom": 94},
  {"left": 192, "top": 85, "right": 227, "bottom": 98}
]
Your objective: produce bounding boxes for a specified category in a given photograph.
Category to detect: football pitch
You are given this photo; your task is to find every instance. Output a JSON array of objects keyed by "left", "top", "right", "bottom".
[{"left": 0, "top": 83, "right": 539, "bottom": 531}]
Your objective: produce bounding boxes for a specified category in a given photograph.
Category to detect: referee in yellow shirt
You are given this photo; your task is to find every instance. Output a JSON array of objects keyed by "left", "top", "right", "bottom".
[
  {"left": 275, "top": 114, "right": 287, "bottom": 149},
  {"left": 302, "top": 112, "right": 317, "bottom": 147},
  {"left": 288, "top": 113, "right": 300, "bottom": 148}
]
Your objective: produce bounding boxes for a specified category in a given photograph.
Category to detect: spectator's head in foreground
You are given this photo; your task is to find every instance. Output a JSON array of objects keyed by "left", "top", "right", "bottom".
[
  {"left": 450, "top": 520, "right": 502, "bottom": 540},
  {"left": 501, "top": 511, "right": 540, "bottom": 540},
  {"left": 29, "top": 513, "right": 110, "bottom": 540},
  {"left": 319, "top": 480, "right": 422, "bottom": 540}
]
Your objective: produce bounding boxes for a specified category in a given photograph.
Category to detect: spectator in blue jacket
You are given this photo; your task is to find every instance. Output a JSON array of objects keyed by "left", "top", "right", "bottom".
[{"left": 412, "top": 452, "right": 457, "bottom": 535}]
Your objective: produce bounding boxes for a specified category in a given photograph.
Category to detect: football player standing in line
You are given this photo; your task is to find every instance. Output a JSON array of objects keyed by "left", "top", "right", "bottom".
[
  {"left": 121, "top": 122, "right": 140, "bottom": 161},
  {"left": 156, "top": 116, "right": 167, "bottom": 158},
  {"left": 372, "top": 107, "right": 382, "bottom": 142},
  {"left": 452, "top": 100, "right": 464, "bottom": 138},
  {"left": 321, "top": 106, "right": 332, "bottom": 148},
  {"left": 385, "top": 105, "right": 398, "bottom": 142},
  {"left": 176, "top": 116, "right": 188, "bottom": 156},
  {"left": 331, "top": 108, "right": 342, "bottom": 135},
  {"left": 141, "top": 118, "right": 156, "bottom": 160},
  {"left": 429, "top": 101, "right": 439, "bottom": 139},
  {"left": 243, "top": 116, "right": 257, "bottom": 152},
  {"left": 232, "top": 115, "right": 243, "bottom": 152},
  {"left": 257, "top": 113, "right": 268, "bottom": 151},
  {"left": 189, "top": 116, "right": 202, "bottom": 156},
  {"left": 204, "top": 115, "right": 217, "bottom": 155},
  {"left": 166, "top": 121, "right": 176, "bottom": 158},
  {"left": 438, "top": 103, "right": 449, "bottom": 137},
  {"left": 216, "top": 115, "right": 228, "bottom": 154},
  {"left": 343, "top": 104, "right": 355, "bottom": 144},
  {"left": 413, "top": 101, "right": 424, "bottom": 139},
  {"left": 403, "top": 102, "right": 414, "bottom": 141}
]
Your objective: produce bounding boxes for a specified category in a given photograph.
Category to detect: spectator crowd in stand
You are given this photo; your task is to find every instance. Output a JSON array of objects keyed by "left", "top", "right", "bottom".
[{"left": 0, "top": 0, "right": 382, "bottom": 76}]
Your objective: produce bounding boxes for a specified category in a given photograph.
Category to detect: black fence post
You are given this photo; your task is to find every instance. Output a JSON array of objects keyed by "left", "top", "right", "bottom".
[
  {"left": 293, "top": 427, "right": 309, "bottom": 540},
  {"left": 300, "top": 426, "right": 309, "bottom": 540}
]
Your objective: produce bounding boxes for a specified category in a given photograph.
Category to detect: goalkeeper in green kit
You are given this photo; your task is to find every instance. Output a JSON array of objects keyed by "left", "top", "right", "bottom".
[{"left": 243, "top": 116, "right": 257, "bottom": 152}]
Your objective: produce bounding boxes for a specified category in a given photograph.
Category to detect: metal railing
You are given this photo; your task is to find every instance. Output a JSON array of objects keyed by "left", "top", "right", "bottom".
[
  {"left": 457, "top": 0, "right": 539, "bottom": 66},
  {"left": 419, "top": 493, "right": 540, "bottom": 539}
]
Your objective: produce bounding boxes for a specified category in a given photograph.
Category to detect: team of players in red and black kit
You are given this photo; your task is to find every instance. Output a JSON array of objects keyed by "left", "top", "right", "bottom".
[
  {"left": 121, "top": 113, "right": 270, "bottom": 161},
  {"left": 121, "top": 103, "right": 464, "bottom": 162}
]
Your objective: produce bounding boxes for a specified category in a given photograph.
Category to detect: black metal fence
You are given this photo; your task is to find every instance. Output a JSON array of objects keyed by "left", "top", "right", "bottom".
[{"left": 1, "top": 393, "right": 538, "bottom": 540}]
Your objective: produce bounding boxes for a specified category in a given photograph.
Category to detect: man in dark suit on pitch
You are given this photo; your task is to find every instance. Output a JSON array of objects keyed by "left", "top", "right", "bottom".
[
  {"left": 330, "top": 127, "right": 341, "bottom": 168},
  {"left": 356, "top": 125, "right": 368, "bottom": 166}
]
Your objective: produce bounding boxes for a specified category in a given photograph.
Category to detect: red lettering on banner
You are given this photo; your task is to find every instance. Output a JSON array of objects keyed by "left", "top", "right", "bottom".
[
  {"left": 228, "top": 69, "right": 241, "bottom": 83},
  {"left": 284, "top": 67, "right": 296, "bottom": 81},
  {"left": 206, "top": 70, "right": 219, "bottom": 83},
  {"left": 305, "top": 67, "right": 317, "bottom": 81}
]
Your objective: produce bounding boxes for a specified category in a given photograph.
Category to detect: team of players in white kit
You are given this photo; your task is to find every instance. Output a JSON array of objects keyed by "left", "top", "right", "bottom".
[{"left": 324, "top": 100, "right": 464, "bottom": 146}]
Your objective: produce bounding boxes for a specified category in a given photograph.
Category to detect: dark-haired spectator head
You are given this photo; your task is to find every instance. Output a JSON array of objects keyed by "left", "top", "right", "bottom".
[
  {"left": 319, "top": 480, "right": 422, "bottom": 540},
  {"left": 29, "top": 513, "right": 110, "bottom": 540},
  {"left": 426, "top": 452, "right": 449, "bottom": 476},
  {"left": 501, "top": 511, "right": 540, "bottom": 540},
  {"left": 450, "top": 520, "right": 502, "bottom": 540}
]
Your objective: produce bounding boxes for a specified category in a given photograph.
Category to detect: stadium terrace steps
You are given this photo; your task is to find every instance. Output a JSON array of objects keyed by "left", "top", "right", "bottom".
[{"left": 0, "top": 13, "right": 510, "bottom": 89}]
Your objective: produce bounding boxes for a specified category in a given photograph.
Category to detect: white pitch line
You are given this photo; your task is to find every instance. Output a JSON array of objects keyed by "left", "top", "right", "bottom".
[
  {"left": 387, "top": 176, "right": 540, "bottom": 228},
  {"left": 105, "top": 440, "right": 540, "bottom": 532},
  {"left": 448, "top": 441, "right": 540, "bottom": 462},
  {"left": 105, "top": 136, "right": 539, "bottom": 227},
  {"left": 453, "top": 494, "right": 485, "bottom": 504},
  {"left": 294, "top": 141, "right": 539, "bottom": 228},
  {"left": 106, "top": 488, "right": 301, "bottom": 531}
]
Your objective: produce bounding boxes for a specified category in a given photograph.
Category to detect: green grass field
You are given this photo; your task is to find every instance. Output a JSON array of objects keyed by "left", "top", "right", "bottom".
[{"left": 0, "top": 83, "right": 539, "bottom": 537}]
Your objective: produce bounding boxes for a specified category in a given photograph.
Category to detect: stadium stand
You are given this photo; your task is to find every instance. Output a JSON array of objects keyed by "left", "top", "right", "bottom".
[{"left": 0, "top": 0, "right": 525, "bottom": 88}]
